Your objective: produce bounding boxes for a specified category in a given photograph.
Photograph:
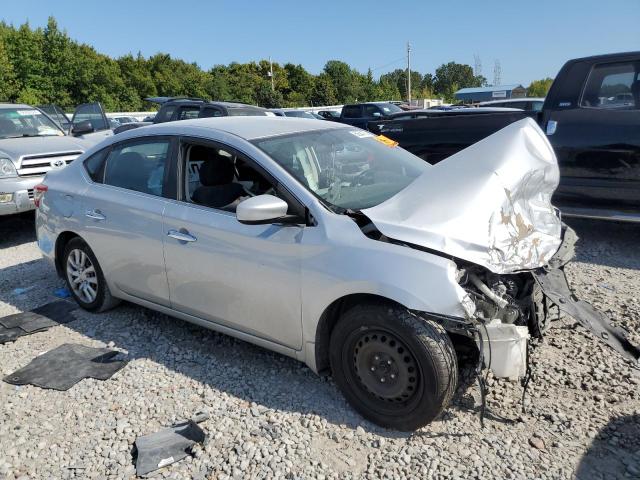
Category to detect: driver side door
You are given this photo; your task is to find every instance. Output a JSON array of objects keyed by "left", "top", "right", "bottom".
[{"left": 70, "top": 102, "right": 114, "bottom": 144}]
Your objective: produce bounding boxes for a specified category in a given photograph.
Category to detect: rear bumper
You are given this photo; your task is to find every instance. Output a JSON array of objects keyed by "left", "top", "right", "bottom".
[{"left": 0, "top": 176, "right": 44, "bottom": 215}]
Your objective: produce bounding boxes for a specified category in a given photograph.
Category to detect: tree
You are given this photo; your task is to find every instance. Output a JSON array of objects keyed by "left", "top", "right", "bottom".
[
  {"left": 309, "top": 74, "right": 337, "bottom": 106},
  {"left": 433, "top": 62, "right": 486, "bottom": 101},
  {"left": 527, "top": 77, "right": 554, "bottom": 97},
  {"left": 323, "top": 60, "right": 357, "bottom": 103},
  {"left": 283, "top": 63, "right": 313, "bottom": 106},
  {"left": 255, "top": 82, "right": 284, "bottom": 108},
  {"left": 0, "top": 25, "right": 18, "bottom": 101}
]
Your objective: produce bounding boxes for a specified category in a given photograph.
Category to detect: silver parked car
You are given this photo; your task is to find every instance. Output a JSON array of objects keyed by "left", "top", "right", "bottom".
[
  {"left": 0, "top": 102, "right": 112, "bottom": 216},
  {"left": 35, "top": 117, "right": 639, "bottom": 430}
]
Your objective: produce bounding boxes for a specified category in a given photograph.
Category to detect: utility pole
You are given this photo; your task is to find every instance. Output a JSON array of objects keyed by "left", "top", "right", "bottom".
[
  {"left": 474, "top": 54, "right": 482, "bottom": 77},
  {"left": 269, "top": 56, "right": 274, "bottom": 91},
  {"left": 406, "top": 42, "right": 412, "bottom": 104}
]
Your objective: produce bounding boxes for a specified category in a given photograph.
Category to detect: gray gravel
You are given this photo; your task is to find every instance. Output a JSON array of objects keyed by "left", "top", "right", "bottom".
[{"left": 0, "top": 214, "right": 639, "bottom": 479}]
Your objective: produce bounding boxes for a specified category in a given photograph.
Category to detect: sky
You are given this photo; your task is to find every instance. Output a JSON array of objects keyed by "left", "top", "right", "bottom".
[{"left": 2, "top": 0, "right": 639, "bottom": 86}]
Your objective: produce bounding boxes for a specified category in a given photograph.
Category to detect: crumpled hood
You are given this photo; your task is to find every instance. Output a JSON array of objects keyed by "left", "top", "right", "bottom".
[
  {"left": 0, "top": 135, "right": 86, "bottom": 163},
  {"left": 362, "top": 118, "right": 562, "bottom": 274}
]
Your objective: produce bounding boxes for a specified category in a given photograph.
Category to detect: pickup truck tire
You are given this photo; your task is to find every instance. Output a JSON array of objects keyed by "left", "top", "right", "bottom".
[
  {"left": 63, "top": 238, "right": 120, "bottom": 312},
  {"left": 329, "top": 303, "right": 458, "bottom": 430}
]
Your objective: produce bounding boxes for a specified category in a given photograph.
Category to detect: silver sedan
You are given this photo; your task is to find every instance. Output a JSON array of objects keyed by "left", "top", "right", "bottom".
[{"left": 35, "top": 117, "right": 638, "bottom": 430}]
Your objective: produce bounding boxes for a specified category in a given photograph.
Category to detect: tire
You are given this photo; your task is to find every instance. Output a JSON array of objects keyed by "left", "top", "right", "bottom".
[
  {"left": 329, "top": 303, "right": 458, "bottom": 431},
  {"left": 62, "top": 237, "right": 120, "bottom": 312}
]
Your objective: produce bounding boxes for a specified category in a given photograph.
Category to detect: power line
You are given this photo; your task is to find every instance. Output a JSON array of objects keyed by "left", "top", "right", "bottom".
[{"left": 370, "top": 56, "right": 407, "bottom": 72}]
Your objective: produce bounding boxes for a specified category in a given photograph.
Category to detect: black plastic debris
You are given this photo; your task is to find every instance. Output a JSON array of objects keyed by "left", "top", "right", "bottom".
[
  {"left": 3, "top": 343, "right": 128, "bottom": 390},
  {"left": 0, "top": 300, "right": 78, "bottom": 344},
  {"left": 133, "top": 411, "right": 209, "bottom": 477}
]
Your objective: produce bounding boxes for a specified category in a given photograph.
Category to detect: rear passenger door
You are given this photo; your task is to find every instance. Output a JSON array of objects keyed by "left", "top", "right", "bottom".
[
  {"left": 341, "top": 105, "right": 363, "bottom": 127},
  {"left": 548, "top": 60, "right": 640, "bottom": 210},
  {"left": 81, "top": 136, "right": 176, "bottom": 305}
]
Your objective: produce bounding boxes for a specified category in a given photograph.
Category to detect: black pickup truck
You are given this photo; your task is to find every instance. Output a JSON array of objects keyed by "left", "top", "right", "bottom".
[{"left": 368, "top": 52, "right": 640, "bottom": 222}]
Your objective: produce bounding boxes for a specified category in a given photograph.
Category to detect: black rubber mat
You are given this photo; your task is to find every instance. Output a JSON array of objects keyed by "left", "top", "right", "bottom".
[
  {"left": 3, "top": 343, "right": 128, "bottom": 390},
  {"left": 134, "top": 412, "right": 208, "bottom": 476},
  {"left": 0, "top": 300, "right": 78, "bottom": 344}
]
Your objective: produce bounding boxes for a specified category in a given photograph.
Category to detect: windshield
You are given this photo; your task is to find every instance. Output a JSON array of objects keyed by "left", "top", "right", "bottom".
[
  {"left": 0, "top": 108, "right": 64, "bottom": 139},
  {"left": 254, "top": 128, "right": 430, "bottom": 211}
]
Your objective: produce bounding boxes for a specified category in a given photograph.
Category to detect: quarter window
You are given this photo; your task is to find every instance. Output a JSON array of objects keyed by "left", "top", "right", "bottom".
[
  {"left": 581, "top": 62, "right": 640, "bottom": 109},
  {"left": 84, "top": 148, "right": 110, "bottom": 183},
  {"left": 103, "top": 140, "right": 169, "bottom": 196},
  {"left": 177, "top": 107, "right": 200, "bottom": 120}
]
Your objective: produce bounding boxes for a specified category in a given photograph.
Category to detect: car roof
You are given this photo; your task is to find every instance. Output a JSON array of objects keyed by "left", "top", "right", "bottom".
[
  {"left": 118, "top": 116, "right": 350, "bottom": 142},
  {"left": 0, "top": 103, "right": 35, "bottom": 109},
  {"left": 480, "top": 98, "right": 545, "bottom": 104}
]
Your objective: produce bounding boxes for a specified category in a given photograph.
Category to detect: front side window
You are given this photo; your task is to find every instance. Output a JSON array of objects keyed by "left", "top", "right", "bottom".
[
  {"left": 254, "top": 128, "right": 430, "bottom": 211},
  {"left": 379, "top": 103, "right": 403, "bottom": 115},
  {"left": 182, "top": 142, "right": 277, "bottom": 212},
  {"left": 364, "top": 105, "right": 381, "bottom": 117},
  {"left": 581, "top": 61, "right": 640, "bottom": 109},
  {"left": 0, "top": 108, "right": 64, "bottom": 139},
  {"left": 155, "top": 105, "right": 177, "bottom": 123},
  {"left": 103, "top": 140, "right": 169, "bottom": 196}
]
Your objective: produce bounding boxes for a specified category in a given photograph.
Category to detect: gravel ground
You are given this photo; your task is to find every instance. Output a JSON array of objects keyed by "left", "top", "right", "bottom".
[{"left": 0, "top": 213, "right": 639, "bottom": 480}]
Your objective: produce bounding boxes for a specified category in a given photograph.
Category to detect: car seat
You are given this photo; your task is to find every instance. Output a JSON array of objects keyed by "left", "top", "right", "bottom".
[{"left": 192, "top": 150, "right": 245, "bottom": 209}]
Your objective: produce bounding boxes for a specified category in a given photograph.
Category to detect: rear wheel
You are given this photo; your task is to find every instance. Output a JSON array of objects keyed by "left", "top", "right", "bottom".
[
  {"left": 329, "top": 303, "right": 458, "bottom": 430},
  {"left": 63, "top": 237, "right": 119, "bottom": 312}
]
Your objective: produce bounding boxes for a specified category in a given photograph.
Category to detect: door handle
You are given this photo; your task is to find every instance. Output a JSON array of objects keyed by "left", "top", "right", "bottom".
[
  {"left": 85, "top": 209, "right": 106, "bottom": 221},
  {"left": 167, "top": 229, "right": 197, "bottom": 243}
]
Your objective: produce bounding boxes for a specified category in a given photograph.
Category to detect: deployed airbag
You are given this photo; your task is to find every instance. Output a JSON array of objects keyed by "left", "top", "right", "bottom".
[{"left": 3, "top": 343, "right": 128, "bottom": 390}]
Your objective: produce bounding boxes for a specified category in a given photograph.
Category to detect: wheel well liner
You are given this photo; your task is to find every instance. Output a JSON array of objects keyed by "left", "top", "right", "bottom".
[
  {"left": 54, "top": 231, "right": 81, "bottom": 276},
  {"left": 314, "top": 293, "right": 404, "bottom": 375}
]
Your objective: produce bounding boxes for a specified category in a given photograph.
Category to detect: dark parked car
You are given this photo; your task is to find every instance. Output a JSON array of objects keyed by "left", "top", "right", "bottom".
[
  {"left": 336, "top": 102, "right": 403, "bottom": 129},
  {"left": 114, "top": 97, "right": 271, "bottom": 134},
  {"left": 369, "top": 51, "right": 640, "bottom": 222},
  {"left": 317, "top": 110, "right": 342, "bottom": 121}
]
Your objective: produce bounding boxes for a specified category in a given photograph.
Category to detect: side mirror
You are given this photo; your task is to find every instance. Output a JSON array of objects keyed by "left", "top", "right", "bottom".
[
  {"left": 236, "top": 194, "right": 289, "bottom": 225},
  {"left": 71, "top": 120, "right": 95, "bottom": 136}
]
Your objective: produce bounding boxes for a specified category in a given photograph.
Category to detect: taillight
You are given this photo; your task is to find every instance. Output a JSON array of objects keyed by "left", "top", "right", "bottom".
[{"left": 34, "top": 183, "right": 48, "bottom": 208}]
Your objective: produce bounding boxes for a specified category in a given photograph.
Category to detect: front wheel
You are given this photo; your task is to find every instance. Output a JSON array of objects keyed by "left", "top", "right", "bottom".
[
  {"left": 329, "top": 304, "right": 458, "bottom": 430},
  {"left": 63, "top": 237, "right": 120, "bottom": 312}
]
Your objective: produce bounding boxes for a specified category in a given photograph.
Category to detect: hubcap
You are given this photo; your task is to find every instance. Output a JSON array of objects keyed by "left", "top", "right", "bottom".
[
  {"left": 352, "top": 330, "right": 419, "bottom": 402},
  {"left": 66, "top": 249, "right": 98, "bottom": 303}
]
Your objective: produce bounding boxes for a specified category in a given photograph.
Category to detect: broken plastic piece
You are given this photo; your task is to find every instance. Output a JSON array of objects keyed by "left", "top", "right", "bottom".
[
  {"left": 535, "top": 268, "right": 640, "bottom": 363},
  {"left": 0, "top": 300, "right": 78, "bottom": 344},
  {"left": 3, "top": 343, "right": 128, "bottom": 390},
  {"left": 134, "top": 411, "right": 209, "bottom": 476}
]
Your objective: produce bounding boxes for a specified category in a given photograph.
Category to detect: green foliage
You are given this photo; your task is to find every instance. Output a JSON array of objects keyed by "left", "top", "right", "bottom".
[
  {"left": 0, "top": 17, "right": 496, "bottom": 110},
  {"left": 527, "top": 77, "right": 554, "bottom": 97},
  {"left": 433, "top": 62, "right": 486, "bottom": 102}
]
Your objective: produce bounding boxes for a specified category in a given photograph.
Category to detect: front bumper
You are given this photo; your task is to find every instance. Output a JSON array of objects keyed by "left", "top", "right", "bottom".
[
  {"left": 0, "top": 176, "right": 44, "bottom": 215},
  {"left": 535, "top": 226, "right": 640, "bottom": 363}
]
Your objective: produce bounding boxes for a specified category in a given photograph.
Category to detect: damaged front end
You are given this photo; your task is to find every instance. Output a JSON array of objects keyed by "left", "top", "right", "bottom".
[{"left": 362, "top": 118, "right": 639, "bottom": 380}]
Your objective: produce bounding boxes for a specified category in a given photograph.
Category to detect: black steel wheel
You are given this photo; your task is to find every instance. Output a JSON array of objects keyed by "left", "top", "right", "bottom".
[{"left": 329, "top": 303, "right": 458, "bottom": 430}]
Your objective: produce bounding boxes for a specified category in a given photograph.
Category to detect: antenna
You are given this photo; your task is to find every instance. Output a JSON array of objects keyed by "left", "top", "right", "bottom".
[
  {"left": 493, "top": 59, "right": 502, "bottom": 86},
  {"left": 406, "top": 42, "right": 412, "bottom": 103},
  {"left": 473, "top": 54, "right": 482, "bottom": 77}
]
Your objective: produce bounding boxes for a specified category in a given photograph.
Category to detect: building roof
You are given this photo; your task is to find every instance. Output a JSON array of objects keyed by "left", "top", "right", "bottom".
[{"left": 455, "top": 84, "right": 524, "bottom": 95}]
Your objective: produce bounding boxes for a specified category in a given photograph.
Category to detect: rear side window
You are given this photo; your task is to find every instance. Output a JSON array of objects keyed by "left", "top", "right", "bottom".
[
  {"left": 201, "top": 107, "right": 223, "bottom": 118},
  {"left": 103, "top": 140, "right": 170, "bottom": 196},
  {"left": 177, "top": 107, "right": 200, "bottom": 120},
  {"left": 581, "top": 62, "right": 640, "bottom": 109},
  {"left": 155, "top": 105, "right": 177, "bottom": 123},
  {"left": 342, "top": 105, "right": 361, "bottom": 118}
]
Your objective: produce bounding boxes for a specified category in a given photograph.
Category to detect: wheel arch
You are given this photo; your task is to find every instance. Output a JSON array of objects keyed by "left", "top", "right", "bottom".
[
  {"left": 54, "top": 231, "right": 83, "bottom": 276},
  {"left": 314, "top": 293, "right": 406, "bottom": 375}
]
